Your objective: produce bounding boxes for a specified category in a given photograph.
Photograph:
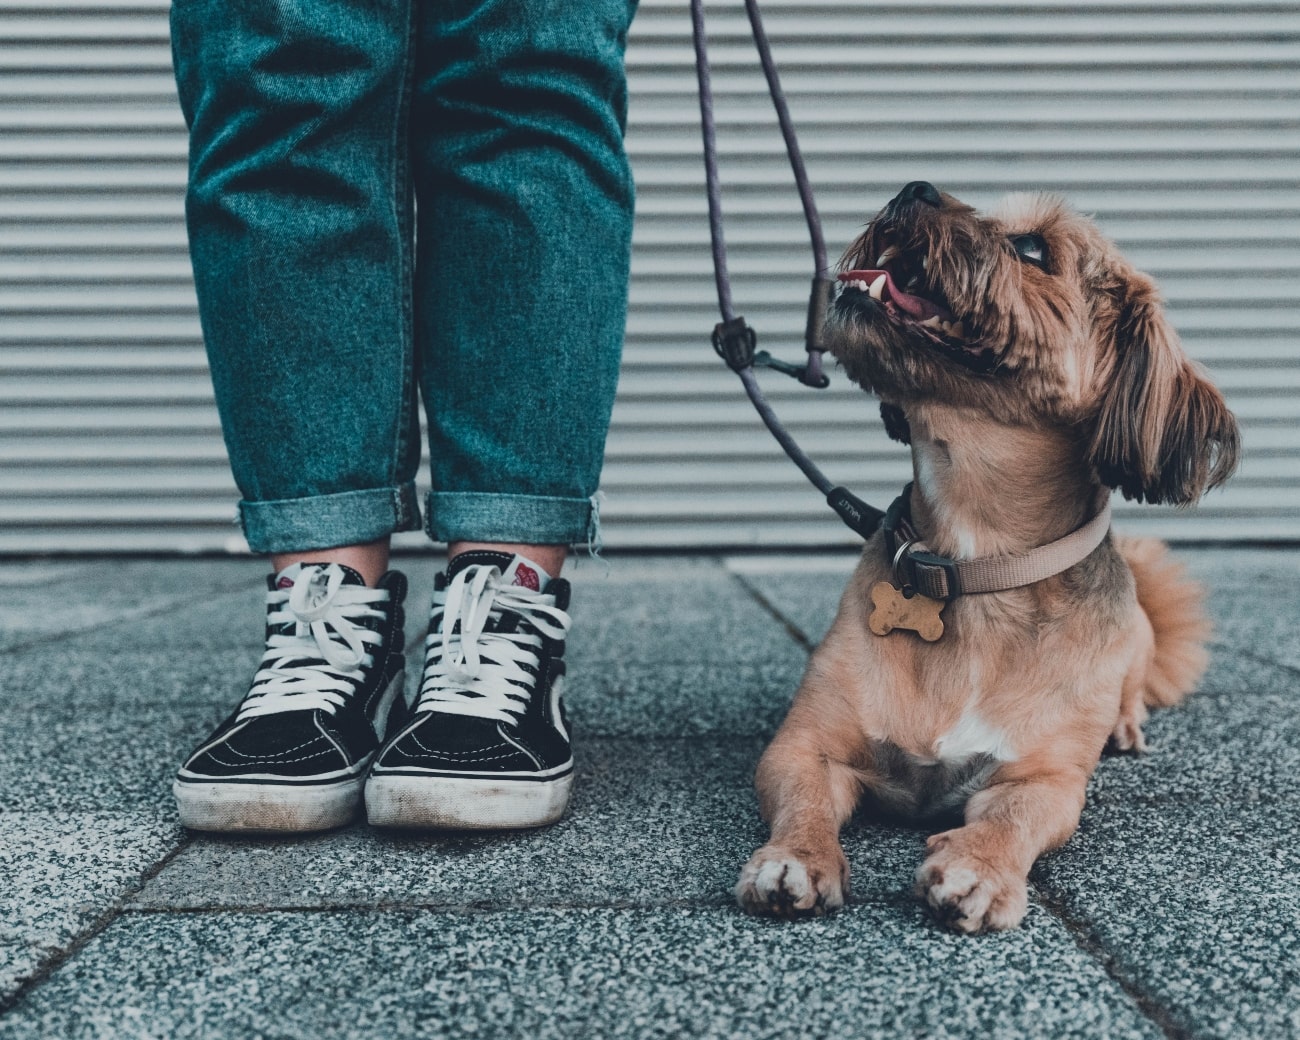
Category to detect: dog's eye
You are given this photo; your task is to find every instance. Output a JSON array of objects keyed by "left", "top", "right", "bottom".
[{"left": 1011, "top": 234, "right": 1048, "bottom": 270}]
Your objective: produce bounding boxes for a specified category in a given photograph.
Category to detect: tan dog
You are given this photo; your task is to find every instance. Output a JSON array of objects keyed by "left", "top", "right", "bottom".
[{"left": 735, "top": 182, "right": 1239, "bottom": 933}]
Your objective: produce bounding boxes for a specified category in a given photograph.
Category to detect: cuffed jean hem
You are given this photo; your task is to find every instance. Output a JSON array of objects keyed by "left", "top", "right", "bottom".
[
  {"left": 239, "top": 483, "right": 422, "bottom": 554},
  {"left": 424, "top": 491, "right": 597, "bottom": 546}
]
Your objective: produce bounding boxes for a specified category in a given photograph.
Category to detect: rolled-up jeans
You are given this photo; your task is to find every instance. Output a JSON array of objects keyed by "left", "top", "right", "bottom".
[{"left": 171, "top": 0, "right": 637, "bottom": 553}]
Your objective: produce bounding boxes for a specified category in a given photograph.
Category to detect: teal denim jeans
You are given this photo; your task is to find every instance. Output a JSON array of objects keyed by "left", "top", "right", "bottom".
[{"left": 171, "top": 0, "right": 637, "bottom": 553}]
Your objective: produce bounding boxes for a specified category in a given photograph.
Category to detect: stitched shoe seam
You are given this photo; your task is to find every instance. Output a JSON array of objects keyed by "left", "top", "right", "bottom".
[
  {"left": 208, "top": 746, "right": 339, "bottom": 767},
  {"left": 409, "top": 729, "right": 509, "bottom": 758}
]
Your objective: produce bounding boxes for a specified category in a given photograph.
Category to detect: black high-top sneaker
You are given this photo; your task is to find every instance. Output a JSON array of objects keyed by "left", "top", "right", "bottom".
[
  {"left": 174, "top": 563, "right": 407, "bottom": 833},
  {"left": 365, "top": 551, "right": 573, "bottom": 830}
]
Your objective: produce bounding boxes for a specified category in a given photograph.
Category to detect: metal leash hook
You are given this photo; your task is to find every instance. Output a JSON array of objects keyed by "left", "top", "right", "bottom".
[{"left": 691, "top": 0, "right": 883, "bottom": 539}]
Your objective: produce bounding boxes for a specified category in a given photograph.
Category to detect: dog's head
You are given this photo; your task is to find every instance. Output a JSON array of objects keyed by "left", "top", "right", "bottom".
[{"left": 825, "top": 182, "right": 1239, "bottom": 505}]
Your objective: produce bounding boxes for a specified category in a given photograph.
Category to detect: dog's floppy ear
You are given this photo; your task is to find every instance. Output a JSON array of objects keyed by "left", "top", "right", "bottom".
[{"left": 1088, "top": 285, "right": 1239, "bottom": 505}]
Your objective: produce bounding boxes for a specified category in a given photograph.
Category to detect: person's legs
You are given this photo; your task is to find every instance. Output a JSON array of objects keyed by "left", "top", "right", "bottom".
[
  {"left": 173, "top": 0, "right": 423, "bottom": 556},
  {"left": 171, "top": 0, "right": 418, "bottom": 832},
  {"left": 413, "top": 0, "right": 637, "bottom": 554},
  {"left": 366, "top": 0, "right": 638, "bottom": 830}
]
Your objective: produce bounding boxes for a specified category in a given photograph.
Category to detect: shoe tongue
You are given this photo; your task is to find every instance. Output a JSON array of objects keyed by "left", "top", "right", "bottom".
[
  {"left": 273, "top": 561, "right": 368, "bottom": 591},
  {"left": 445, "top": 551, "right": 553, "bottom": 591}
]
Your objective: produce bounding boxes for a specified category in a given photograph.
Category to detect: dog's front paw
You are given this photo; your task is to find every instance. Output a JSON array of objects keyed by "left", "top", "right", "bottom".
[
  {"left": 914, "top": 833, "right": 1028, "bottom": 934},
  {"left": 736, "top": 844, "right": 848, "bottom": 918}
]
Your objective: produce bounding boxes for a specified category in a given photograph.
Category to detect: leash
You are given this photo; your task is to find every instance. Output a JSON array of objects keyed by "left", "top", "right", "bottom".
[
  {"left": 688, "top": 1, "right": 1113, "bottom": 605},
  {"left": 689, "top": 0, "right": 884, "bottom": 540}
]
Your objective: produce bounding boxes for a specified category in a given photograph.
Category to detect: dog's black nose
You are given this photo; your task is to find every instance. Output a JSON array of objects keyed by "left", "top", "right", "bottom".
[{"left": 896, "top": 181, "right": 943, "bottom": 207}]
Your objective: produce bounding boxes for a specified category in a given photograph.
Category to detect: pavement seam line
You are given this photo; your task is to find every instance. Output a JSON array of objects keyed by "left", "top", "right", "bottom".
[
  {"left": 0, "top": 831, "right": 197, "bottom": 1015},
  {"left": 0, "top": 575, "right": 259, "bottom": 659},
  {"left": 1030, "top": 883, "right": 1193, "bottom": 1040},
  {"left": 117, "top": 893, "right": 920, "bottom": 916},
  {"left": 1208, "top": 642, "right": 1300, "bottom": 678},
  {"left": 726, "top": 570, "right": 816, "bottom": 654}
]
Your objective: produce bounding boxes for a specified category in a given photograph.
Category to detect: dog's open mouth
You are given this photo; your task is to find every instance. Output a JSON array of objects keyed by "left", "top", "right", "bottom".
[{"left": 837, "top": 245, "right": 1001, "bottom": 373}]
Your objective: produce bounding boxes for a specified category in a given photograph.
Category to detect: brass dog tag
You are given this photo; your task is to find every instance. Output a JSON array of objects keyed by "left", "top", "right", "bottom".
[{"left": 868, "top": 581, "right": 945, "bottom": 642}]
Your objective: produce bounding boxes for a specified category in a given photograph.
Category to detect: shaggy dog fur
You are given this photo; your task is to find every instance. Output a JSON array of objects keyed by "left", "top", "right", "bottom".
[{"left": 735, "top": 183, "right": 1239, "bottom": 933}]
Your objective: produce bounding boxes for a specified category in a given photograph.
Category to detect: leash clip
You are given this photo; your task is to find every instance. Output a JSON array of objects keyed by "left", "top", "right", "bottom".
[
  {"left": 712, "top": 316, "right": 758, "bottom": 372},
  {"left": 752, "top": 350, "right": 828, "bottom": 388}
]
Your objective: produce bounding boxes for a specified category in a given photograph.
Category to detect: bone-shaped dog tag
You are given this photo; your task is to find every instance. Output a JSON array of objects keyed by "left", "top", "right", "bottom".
[{"left": 868, "top": 581, "right": 944, "bottom": 642}]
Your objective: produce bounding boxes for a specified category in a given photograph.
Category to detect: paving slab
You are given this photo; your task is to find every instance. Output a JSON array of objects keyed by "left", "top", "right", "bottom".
[
  {"left": 566, "top": 657, "right": 806, "bottom": 738},
  {"left": 0, "top": 702, "right": 212, "bottom": 815},
  {"left": 0, "top": 904, "right": 1161, "bottom": 1040},
  {"left": 560, "top": 562, "right": 809, "bottom": 738},
  {"left": 567, "top": 564, "right": 807, "bottom": 668},
  {"left": 1182, "top": 548, "right": 1300, "bottom": 670},
  {"left": 1, "top": 647, "right": 253, "bottom": 713},
  {"left": 0, "top": 812, "right": 181, "bottom": 1004},
  {"left": 1087, "top": 662, "right": 1300, "bottom": 807},
  {"left": 0, "top": 560, "right": 259, "bottom": 654},
  {"left": 1034, "top": 799, "right": 1300, "bottom": 1040},
  {"left": 725, "top": 555, "right": 856, "bottom": 646},
  {"left": 135, "top": 737, "right": 927, "bottom": 911}
]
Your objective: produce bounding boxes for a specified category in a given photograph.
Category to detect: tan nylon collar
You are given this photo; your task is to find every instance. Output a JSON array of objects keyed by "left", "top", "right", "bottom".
[{"left": 882, "top": 483, "right": 1113, "bottom": 601}]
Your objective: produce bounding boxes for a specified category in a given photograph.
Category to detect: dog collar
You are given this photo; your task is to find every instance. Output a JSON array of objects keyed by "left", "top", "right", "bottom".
[{"left": 882, "top": 483, "right": 1112, "bottom": 601}]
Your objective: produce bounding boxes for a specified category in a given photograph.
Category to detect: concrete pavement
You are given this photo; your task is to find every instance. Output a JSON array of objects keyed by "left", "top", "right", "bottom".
[{"left": 0, "top": 549, "right": 1297, "bottom": 1038}]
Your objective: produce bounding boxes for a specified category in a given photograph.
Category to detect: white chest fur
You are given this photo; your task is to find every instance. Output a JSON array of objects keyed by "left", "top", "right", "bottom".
[
  {"left": 913, "top": 441, "right": 980, "bottom": 559},
  {"left": 932, "top": 709, "right": 1016, "bottom": 764}
]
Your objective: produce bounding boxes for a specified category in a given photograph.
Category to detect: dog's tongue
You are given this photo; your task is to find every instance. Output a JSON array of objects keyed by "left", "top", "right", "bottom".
[{"left": 840, "top": 269, "right": 952, "bottom": 322}]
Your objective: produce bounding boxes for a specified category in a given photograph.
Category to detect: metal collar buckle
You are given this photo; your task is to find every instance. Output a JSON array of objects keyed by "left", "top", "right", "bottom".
[{"left": 892, "top": 542, "right": 962, "bottom": 601}]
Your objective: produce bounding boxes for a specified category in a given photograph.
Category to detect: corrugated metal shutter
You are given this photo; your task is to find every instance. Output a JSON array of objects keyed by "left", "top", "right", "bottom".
[{"left": 1, "top": 0, "right": 1297, "bottom": 552}]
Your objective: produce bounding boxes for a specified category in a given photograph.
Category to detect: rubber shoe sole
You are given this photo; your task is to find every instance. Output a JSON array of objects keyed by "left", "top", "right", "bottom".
[
  {"left": 173, "top": 772, "right": 366, "bottom": 834},
  {"left": 365, "top": 769, "right": 572, "bottom": 830}
]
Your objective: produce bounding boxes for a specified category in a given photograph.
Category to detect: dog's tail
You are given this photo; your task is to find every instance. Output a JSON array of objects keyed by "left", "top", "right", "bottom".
[{"left": 1117, "top": 536, "right": 1211, "bottom": 707}]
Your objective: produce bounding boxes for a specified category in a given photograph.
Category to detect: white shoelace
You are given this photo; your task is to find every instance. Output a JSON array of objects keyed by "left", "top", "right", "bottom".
[
  {"left": 237, "top": 563, "right": 390, "bottom": 721},
  {"left": 417, "top": 563, "right": 571, "bottom": 724}
]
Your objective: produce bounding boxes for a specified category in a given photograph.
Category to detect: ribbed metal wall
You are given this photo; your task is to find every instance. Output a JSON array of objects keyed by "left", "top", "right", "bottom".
[{"left": 1, "top": 0, "right": 1297, "bottom": 552}]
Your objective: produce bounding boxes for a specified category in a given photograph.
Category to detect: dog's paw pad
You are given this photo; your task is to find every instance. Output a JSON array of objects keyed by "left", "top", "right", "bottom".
[
  {"left": 915, "top": 855, "right": 1027, "bottom": 934},
  {"left": 736, "top": 846, "right": 847, "bottom": 918}
]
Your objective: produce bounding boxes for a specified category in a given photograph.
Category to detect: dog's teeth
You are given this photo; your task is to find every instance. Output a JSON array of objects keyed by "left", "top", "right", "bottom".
[
  {"left": 875, "top": 246, "right": 898, "bottom": 267},
  {"left": 949, "top": 321, "right": 965, "bottom": 338},
  {"left": 850, "top": 279, "right": 868, "bottom": 291},
  {"left": 921, "top": 257, "right": 929, "bottom": 271},
  {"left": 939, "top": 320, "right": 953, "bottom": 335},
  {"left": 920, "top": 315, "right": 943, "bottom": 328},
  {"left": 868, "top": 274, "right": 887, "bottom": 301}
]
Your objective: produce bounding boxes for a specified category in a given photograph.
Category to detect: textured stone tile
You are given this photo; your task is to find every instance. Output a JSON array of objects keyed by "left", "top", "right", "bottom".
[
  {"left": 1087, "top": 654, "right": 1300, "bottom": 806},
  {"left": 0, "top": 905, "right": 1160, "bottom": 1040},
  {"left": 567, "top": 565, "right": 807, "bottom": 669},
  {"left": 0, "top": 647, "right": 253, "bottom": 713},
  {"left": 0, "top": 702, "right": 213, "bottom": 815},
  {"left": 1183, "top": 548, "right": 1300, "bottom": 670},
  {"left": 0, "top": 560, "right": 259, "bottom": 653},
  {"left": 567, "top": 658, "right": 806, "bottom": 739},
  {"left": 135, "top": 738, "right": 926, "bottom": 910},
  {"left": 1034, "top": 800, "right": 1300, "bottom": 1040},
  {"left": 724, "top": 555, "right": 857, "bottom": 647},
  {"left": 561, "top": 562, "right": 809, "bottom": 738},
  {"left": 0, "top": 812, "right": 181, "bottom": 1003}
]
